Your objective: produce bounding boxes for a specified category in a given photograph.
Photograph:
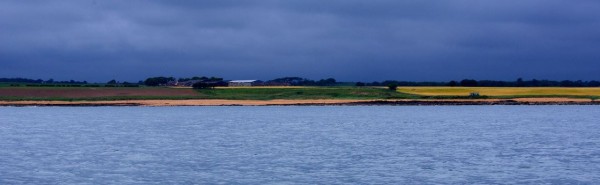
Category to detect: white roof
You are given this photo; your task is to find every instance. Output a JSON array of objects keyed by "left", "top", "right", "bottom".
[{"left": 229, "top": 80, "right": 257, "bottom": 83}]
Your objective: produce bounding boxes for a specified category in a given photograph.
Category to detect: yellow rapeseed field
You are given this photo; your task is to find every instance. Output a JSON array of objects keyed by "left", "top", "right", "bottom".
[{"left": 397, "top": 87, "right": 600, "bottom": 96}]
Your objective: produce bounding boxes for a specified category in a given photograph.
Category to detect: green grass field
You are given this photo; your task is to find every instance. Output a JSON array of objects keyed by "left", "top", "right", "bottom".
[{"left": 195, "top": 87, "right": 416, "bottom": 100}]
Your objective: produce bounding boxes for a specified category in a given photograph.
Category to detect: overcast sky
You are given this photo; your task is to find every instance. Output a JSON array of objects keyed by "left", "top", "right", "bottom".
[{"left": 1, "top": 0, "right": 600, "bottom": 82}]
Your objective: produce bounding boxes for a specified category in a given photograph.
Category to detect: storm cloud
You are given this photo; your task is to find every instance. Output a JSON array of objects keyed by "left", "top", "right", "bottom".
[{"left": 1, "top": 0, "right": 600, "bottom": 82}]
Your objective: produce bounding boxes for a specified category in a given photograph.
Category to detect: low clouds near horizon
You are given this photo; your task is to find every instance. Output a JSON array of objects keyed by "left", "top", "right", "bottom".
[{"left": 1, "top": 0, "right": 600, "bottom": 82}]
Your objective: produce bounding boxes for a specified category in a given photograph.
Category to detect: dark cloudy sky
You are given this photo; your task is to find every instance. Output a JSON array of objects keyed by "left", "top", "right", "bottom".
[{"left": 1, "top": 0, "right": 600, "bottom": 82}]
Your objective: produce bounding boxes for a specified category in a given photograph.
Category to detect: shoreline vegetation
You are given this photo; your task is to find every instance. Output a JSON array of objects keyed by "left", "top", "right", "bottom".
[{"left": 1, "top": 86, "right": 600, "bottom": 106}]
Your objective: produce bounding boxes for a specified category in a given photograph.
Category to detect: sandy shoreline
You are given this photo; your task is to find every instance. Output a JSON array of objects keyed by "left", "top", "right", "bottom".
[{"left": 0, "top": 98, "right": 598, "bottom": 106}]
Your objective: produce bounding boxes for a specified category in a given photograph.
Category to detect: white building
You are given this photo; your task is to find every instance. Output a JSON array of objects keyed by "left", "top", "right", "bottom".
[{"left": 228, "top": 80, "right": 257, "bottom": 87}]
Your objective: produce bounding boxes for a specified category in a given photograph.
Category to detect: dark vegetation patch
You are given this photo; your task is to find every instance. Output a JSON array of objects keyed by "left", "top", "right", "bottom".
[{"left": 193, "top": 87, "right": 418, "bottom": 100}]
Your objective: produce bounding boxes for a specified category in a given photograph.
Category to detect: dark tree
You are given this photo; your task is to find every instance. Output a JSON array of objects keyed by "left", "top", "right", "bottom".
[
  {"left": 193, "top": 76, "right": 209, "bottom": 80},
  {"left": 355, "top": 82, "right": 366, "bottom": 87},
  {"left": 448, "top": 81, "right": 458, "bottom": 87},
  {"left": 387, "top": 83, "right": 398, "bottom": 91},
  {"left": 560, "top": 80, "right": 575, "bottom": 87},
  {"left": 208, "top": 77, "right": 223, "bottom": 81},
  {"left": 460, "top": 79, "right": 478, "bottom": 87},
  {"left": 269, "top": 77, "right": 334, "bottom": 86},
  {"left": 530, "top": 79, "right": 540, "bottom": 87},
  {"left": 144, "top": 77, "right": 175, "bottom": 86},
  {"left": 369, "top": 81, "right": 381, "bottom": 86},
  {"left": 516, "top": 78, "right": 525, "bottom": 87},
  {"left": 316, "top": 78, "right": 337, "bottom": 86}
]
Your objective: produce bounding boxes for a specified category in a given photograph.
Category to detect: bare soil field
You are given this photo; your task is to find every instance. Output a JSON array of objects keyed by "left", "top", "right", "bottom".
[{"left": 0, "top": 87, "right": 197, "bottom": 98}]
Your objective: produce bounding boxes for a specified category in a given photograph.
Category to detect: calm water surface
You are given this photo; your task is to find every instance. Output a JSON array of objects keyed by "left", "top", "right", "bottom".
[{"left": 1, "top": 106, "right": 600, "bottom": 184}]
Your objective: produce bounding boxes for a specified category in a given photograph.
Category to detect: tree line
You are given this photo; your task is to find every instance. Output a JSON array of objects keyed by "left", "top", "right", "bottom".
[
  {"left": 356, "top": 78, "right": 600, "bottom": 87},
  {"left": 267, "top": 77, "right": 338, "bottom": 86},
  {"left": 0, "top": 78, "right": 88, "bottom": 84},
  {"left": 270, "top": 77, "right": 600, "bottom": 87},
  {"left": 446, "top": 78, "right": 600, "bottom": 87},
  {"left": 144, "top": 76, "right": 223, "bottom": 86},
  {"left": 3, "top": 77, "right": 600, "bottom": 87}
]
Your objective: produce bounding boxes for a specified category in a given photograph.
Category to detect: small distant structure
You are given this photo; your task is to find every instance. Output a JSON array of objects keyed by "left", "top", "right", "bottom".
[
  {"left": 166, "top": 81, "right": 179, "bottom": 86},
  {"left": 166, "top": 80, "right": 220, "bottom": 87},
  {"left": 469, "top": 92, "right": 480, "bottom": 97},
  {"left": 228, "top": 80, "right": 258, "bottom": 87},
  {"left": 179, "top": 80, "right": 202, "bottom": 87}
]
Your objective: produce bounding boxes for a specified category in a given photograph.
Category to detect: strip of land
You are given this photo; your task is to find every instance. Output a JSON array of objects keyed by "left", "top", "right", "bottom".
[
  {"left": 1, "top": 86, "right": 599, "bottom": 106},
  {"left": 0, "top": 98, "right": 598, "bottom": 106}
]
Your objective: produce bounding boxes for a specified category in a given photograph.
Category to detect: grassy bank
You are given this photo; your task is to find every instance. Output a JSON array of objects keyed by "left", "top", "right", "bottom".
[{"left": 194, "top": 87, "right": 416, "bottom": 100}]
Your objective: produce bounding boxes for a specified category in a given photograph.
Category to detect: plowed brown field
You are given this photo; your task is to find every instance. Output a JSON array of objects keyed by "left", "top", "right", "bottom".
[{"left": 0, "top": 87, "right": 197, "bottom": 98}]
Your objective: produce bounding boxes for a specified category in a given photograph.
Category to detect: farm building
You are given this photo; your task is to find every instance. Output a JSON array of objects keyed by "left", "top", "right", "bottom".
[
  {"left": 166, "top": 80, "right": 202, "bottom": 87},
  {"left": 228, "top": 80, "right": 258, "bottom": 87},
  {"left": 179, "top": 80, "right": 203, "bottom": 87},
  {"left": 166, "top": 81, "right": 178, "bottom": 86}
]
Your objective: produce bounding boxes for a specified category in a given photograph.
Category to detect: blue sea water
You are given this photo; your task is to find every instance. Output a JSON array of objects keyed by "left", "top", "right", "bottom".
[{"left": 1, "top": 106, "right": 599, "bottom": 184}]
